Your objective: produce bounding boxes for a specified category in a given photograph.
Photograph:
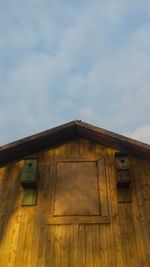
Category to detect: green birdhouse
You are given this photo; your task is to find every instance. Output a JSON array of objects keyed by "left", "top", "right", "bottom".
[{"left": 21, "top": 159, "right": 38, "bottom": 188}]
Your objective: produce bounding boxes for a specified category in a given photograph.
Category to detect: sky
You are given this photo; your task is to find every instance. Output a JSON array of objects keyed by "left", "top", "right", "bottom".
[{"left": 0, "top": 0, "right": 150, "bottom": 145}]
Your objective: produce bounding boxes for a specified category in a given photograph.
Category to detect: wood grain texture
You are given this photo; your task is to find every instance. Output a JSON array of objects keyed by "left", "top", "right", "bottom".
[
  {"left": 46, "top": 216, "right": 110, "bottom": 225},
  {"left": 79, "top": 224, "right": 86, "bottom": 267},
  {"left": 131, "top": 157, "right": 150, "bottom": 266},
  {"left": 0, "top": 139, "right": 150, "bottom": 266},
  {"left": 54, "top": 161, "right": 100, "bottom": 216},
  {"left": 106, "top": 148, "right": 124, "bottom": 267}
]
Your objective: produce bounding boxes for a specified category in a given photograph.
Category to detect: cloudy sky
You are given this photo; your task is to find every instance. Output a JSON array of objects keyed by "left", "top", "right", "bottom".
[{"left": 0, "top": 0, "right": 150, "bottom": 145}]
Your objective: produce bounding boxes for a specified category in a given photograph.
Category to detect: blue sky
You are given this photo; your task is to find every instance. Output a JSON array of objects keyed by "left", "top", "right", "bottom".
[{"left": 0, "top": 0, "right": 150, "bottom": 144}]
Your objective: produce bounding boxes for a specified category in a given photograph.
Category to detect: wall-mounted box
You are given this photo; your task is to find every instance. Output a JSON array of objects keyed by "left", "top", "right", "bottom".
[
  {"left": 20, "top": 159, "right": 38, "bottom": 189},
  {"left": 115, "top": 153, "right": 131, "bottom": 188},
  {"left": 21, "top": 189, "right": 37, "bottom": 206},
  {"left": 115, "top": 152, "right": 130, "bottom": 170},
  {"left": 115, "top": 153, "right": 132, "bottom": 202},
  {"left": 117, "top": 169, "right": 131, "bottom": 187}
]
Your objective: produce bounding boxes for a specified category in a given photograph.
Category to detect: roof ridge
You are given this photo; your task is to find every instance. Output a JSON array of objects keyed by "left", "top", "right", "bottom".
[{"left": 0, "top": 120, "right": 149, "bottom": 166}]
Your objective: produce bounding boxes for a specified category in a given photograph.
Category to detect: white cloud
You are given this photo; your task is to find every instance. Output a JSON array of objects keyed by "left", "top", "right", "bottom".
[
  {"left": 0, "top": 1, "right": 150, "bottom": 144},
  {"left": 125, "top": 124, "right": 150, "bottom": 144}
]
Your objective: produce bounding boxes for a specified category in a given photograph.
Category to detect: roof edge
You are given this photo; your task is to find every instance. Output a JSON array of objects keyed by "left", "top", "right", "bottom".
[
  {"left": 0, "top": 120, "right": 76, "bottom": 151},
  {"left": 0, "top": 120, "right": 149, "bottom": 166},
  {"left": 75, "top": 120, "right": 150, "bottom": 151}
]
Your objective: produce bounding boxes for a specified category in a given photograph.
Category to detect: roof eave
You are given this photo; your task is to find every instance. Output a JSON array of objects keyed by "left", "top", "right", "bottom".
[{"left": 0, "top": 120, "right": 149, "bottom": 167}]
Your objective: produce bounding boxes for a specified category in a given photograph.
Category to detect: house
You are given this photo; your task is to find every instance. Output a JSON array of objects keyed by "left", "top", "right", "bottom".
[{"left": 0, "top": 120, "right": 150, "bottom": 267}]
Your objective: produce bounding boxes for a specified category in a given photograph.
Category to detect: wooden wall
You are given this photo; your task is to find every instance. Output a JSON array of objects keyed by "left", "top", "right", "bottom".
[{"left": 0, "top": 138, "right": 150, "bottom": 267}]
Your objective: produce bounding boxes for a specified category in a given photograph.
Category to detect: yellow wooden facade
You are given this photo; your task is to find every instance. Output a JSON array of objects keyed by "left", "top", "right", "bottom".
[{"left": 0, "top": 138, "right": 150, "bottom": 267}]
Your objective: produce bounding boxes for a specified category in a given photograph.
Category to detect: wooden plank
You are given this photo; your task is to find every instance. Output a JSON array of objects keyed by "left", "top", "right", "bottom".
[
  {"left": 106, "top": 225, "right": 116, "bottom": 267},
  {"left": 79, "top": 139, "right": 90, "bottom": 156},
  {"left": 44, "top": 226, "right": 54, "bottom": 267},
  {"left": 142, "top": 161, "right": 150, "bottom": 230},
  {"left": 37, "top": 225, "right": 47, "bottom": 267},
  {"left": 37, "top": 157, "right": 55, "bottom": 267},
  {"left": 131, "top": 182, "right": 147, "bottom": 267},
  {"left": 100, "top": 224, "right": 115, "bottom": 267},
  {"left": 30, "top": 160, "right": 54, "bottom": 267},
  {"left": 61, "top": 226, "right": 68, "bottom": 267},
  {"left": 0, "top": 212, "right": 20, "bottom": 267},
  {"left": 0, "top": 164, "right": 22, "bottom": 267},
  {"left": 132, "top": 157, "right": 150, "bottom": 266},
  {"left": 106, "top": 148, "right": 124, "bottom": 267},
  {"left": 28, "top": 209, "right": 43, "bottom": 267},
  {"left": 73, "top": 224, "right": 79, "bottom": 267},
  {"left": 0, "top": 167, "right": 8, "bottom": 263},
  {"left": 14, "top": 209, "right": 29, "bottom": 267},
  {"left": 53, "top": 225, "right": 62, "bottom": 267},
  {"left": 85, "top": 224, "right": 93, "bottom": 267},
  {"left": 36, "top": 161, "right": 52, "bottom": 267},
  {"left": 54, "top": 144, "right": 66, "bottom": 159},
  {"left": 99, "top": 225, "right": 108, "bottom": 267},
  {"left": 119, "top": 203, "right": 130, "bottom": 265},
  {"left": 56, "top": 156, "right": 101, "bottom": 161},
  {"left": 95, "top": 142, "right": 106, "bottom": 158},
  {"left": 119, "top": 203, "right": 140, "bottom": 267},
  {"left": 79, "top": 224, "right": 86, "bottom": 267},
  {"left": 65, "top": 139, "right": 80, "bottom": 158},
  {"left": 0, "top": 214, "right": 5, "bottom": 264},
  {"left": 46, "top": 216, "right": 110, "bottom": 225},
  {"left": 6, "top": 212, "right": 21, "bottom": 267},
  {"left": 48, "top": 159, "right": 55, "bottom": 217},
  {"left": 79, "top": 138, "right": 97, "bottom": 159},
  {"left": 37, "top": 164, "right": 50, "bottom": 204},
  {"left": 98, "top": 158, "right": 109, "bottom": 216},
  {"left": 38, "top": 148, "right": 54, "bottom": 166},
  {"left": 0, "top": 217, "right": 13, "bottom": 267},
  {"left": 92, "top": 224, "right": 101, "bottom": 267},
  {"left": 49, "top": 225, "right": 78, "bottom": 267},
  {"left": 22, "top": 208, "right": 36, "bottom": 267},
  {"left": 105, "top": 149, "right": 116, "bottom": 267},
  {"left": 68, "top": 225, "right": 79, "bottom": 267}
]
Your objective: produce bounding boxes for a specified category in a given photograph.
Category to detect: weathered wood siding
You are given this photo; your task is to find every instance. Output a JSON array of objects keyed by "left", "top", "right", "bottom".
[{"left": 0, "top": 139, "right": 150, "bottom": 267}]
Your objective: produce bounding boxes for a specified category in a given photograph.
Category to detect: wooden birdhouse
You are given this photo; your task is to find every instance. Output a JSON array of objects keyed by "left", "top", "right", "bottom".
[
  {"left": 20, "top": 157, "right": 38, "bottom": 206},
  {"left": 20, "top": 158, "right": 38, "bottom": 188},
  {"left": 115, "top": 152, "right": 132, "bottom": 203},
  {"left": 115, "top": 152, "right": 131, "bottom": 187}
]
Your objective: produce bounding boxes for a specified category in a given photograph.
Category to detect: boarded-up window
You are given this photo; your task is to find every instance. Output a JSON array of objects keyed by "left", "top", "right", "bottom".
[
  {"left": 54, "top": 161, "right": 100, "bottom": 216},
  {"left": 46, "top": 158, "right": 110, "bottom": 224}
]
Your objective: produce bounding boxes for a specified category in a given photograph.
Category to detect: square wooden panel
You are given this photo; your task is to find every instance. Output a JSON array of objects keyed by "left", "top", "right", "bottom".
[
  {"left": 54, "top": 161, "right": 100, "bottom": 216},
  {"left": 46, "top": 158, "right": 110, "bottom": 224}
]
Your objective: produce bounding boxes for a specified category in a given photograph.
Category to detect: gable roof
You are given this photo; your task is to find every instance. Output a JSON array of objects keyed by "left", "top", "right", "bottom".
[{"left": 0, "top": 120, "right": 150, "bottom": 166}]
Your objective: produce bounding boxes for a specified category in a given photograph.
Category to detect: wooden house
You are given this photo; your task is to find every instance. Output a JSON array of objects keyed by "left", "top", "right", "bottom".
[{"left": 0, "top": 120, "right": 150, "bottom": 267}]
